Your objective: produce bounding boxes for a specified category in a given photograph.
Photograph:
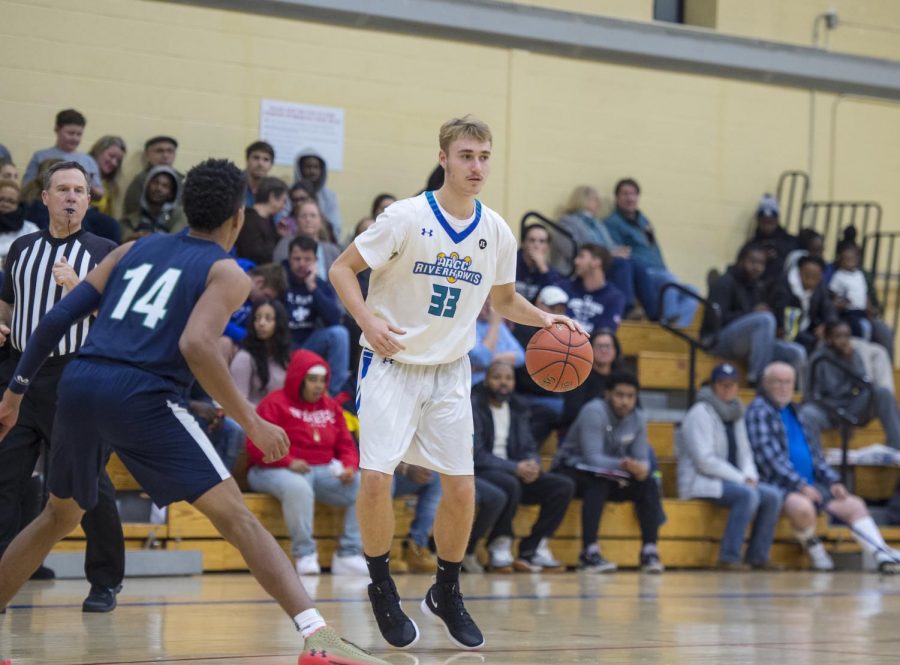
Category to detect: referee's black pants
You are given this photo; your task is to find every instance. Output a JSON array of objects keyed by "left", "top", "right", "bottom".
[{"left": 0, "top": 356, "right": 125, "bottom": 589}]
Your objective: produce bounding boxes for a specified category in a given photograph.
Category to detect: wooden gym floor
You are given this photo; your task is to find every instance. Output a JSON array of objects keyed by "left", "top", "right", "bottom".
[{"left": 3, "top": 571, "right": 900, "bottom": 664}]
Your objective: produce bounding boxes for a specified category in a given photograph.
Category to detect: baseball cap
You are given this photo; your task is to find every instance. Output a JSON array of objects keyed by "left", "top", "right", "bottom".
[
  {"left": 144, "top": 135, "right": 178, "bottom": 150},
  {"left": 537, "top": 285, "right": 569, "bottom": 307},
  {"left": 711, "top": 363, "right": 739, "bottom": 383},
  {"left": 757, "top": 193, "right": 780, "bottom": 219}
]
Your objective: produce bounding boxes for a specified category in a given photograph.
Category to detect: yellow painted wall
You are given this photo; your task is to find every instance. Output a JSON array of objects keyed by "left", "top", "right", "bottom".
[{"left": 1, "top": 0, "right": 899, "bottom": 285}]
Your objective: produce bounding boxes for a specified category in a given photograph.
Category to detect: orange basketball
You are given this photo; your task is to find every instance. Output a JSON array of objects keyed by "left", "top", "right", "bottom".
[{"left": 525, "top": 325, "right": 593, "bottom": 393}]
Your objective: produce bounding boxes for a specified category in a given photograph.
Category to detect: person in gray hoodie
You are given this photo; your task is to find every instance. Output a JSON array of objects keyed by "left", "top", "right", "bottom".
[
  {"left": 294, "top": 149, "right": 341, "bottom": 242},
  {"left": 553, "top": 372, "right": 664, "bottom": 573},
  {"left": 118, "top": 165, "right": 186, "bottom": 241},
  {"left": 800, "top": 321, "right": 900, "bottom": 450},
  {"left": 677, "top": 363, "right": 782, "bottom": 569}
]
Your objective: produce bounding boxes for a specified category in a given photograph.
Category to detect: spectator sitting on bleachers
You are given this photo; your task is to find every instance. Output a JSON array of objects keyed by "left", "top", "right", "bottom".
[
  {"left": 512, "top": 285, "right": 570, "bottom": 444},
  {"left": 559, "top": 328, "right": 622, "bottom": 431},
  {"left": 775, "top": 254, "right": 835, "bottom": 355},
  {"left": 87, "top": 136, "right": 126, "bottom": 217},
  {"left": 283, "top": 235, "right": 349, "bottom": 395},
  {"left": 563, "top": 244, "right": 626, "bottom": 335},
  {"left": 462, "top": 479, "right": 508, "bottom": 574},
  {"left": 234, "top": 176, "right": 288, "bottom": 266},
  {"left": 392, "top": 463, "right": 441, "bottom": 574},
  {"left": 783, "top": 228, "right": 825, "bottom": 275},
  {"left": 122, "top": 136, "right": 182, "bottom": 217},
  {"left": 0, "top": 179, "right": 39, "bottom": 262},
  {"left": 705, "top": 242, "right": 806, "bottom": 387},
  {"left": 751, "top": 194, "right": 798, "bottom": 286},
  {"left": 246, "top": 350, "right": 367, "bottom": 576},
  {"left": 801, "top": 321, "right": 900, "bottom": 450},
  {"left": 371, "top": 193, "right": 396, "bottom": 219},
  {"left": 119, "top": 165, "right": 187, "bottom": 240},
  {"left": 22, "top": 109, "right": 103, "bottom": 197},
  {"left": 230, "top": 300, "right": 292, "bottom": 406},
  {"left": 278, "top": 180, "right": 316, "bottom": 239},
  {"left": 243, "top": 140, "right": 276, "bottom": 208},
  {"left": 274, "top": 200, "right": 341, "bottom": 274},
  {"left": 677, "top": 363, "right": 782, "bottom": 570},
  {"left": 557, "top": 185, "right": 638, "bottom": 311},
  {"left": 474, "top": 361, "right": 574, "bottom": 573},
  {"left": 222, "top": 262, "right": 286, "bottom": 352},
  {"left": 554, "top": 372, "right": 665, "bottom": 573},
  {"left": 294, "top": 149, "right": 341, "bottom": 242},
  {"left": 470, "top": 296, "right": 525, "bottom": 385},
  {"left": 829, "top": 228, "right": 894, "bottom": 358},
  {"left": 0, "top": 158, "right": 18, "bottom": 183},
  {"left": 746, "top": 362, "right": 900, "bottom": 573},
  {"left": 516, "top": 225, "right": 562, "bottom": 303},
  {"left": 604, "top": 178, "right": 697, "bottom": 326}
]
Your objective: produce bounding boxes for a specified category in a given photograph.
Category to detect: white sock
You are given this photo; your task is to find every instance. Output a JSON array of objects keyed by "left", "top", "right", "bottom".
[
  {"left": 793, "top": 526, "right": 817, "bottom": 546},
  {"left": 294, "top": 608, "right": 326, "bottom": 638},
  {"left": 851, "top": 517, "right": 888, "bottom": 556}
]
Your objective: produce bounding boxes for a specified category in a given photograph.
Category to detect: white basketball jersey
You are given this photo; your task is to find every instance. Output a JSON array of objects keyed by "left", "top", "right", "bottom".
[{"left": 354, "top": 191, "right": 517, "bottom": 365}]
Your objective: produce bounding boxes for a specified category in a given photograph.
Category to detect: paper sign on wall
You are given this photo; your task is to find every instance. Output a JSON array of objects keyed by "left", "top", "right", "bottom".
[{"left": 259, "top": 99, "right": 345, "bottom": 171}]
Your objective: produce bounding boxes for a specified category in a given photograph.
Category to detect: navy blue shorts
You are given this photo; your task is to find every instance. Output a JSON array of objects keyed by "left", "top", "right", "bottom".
[{"left": 49, "top": 358, "right": 231, "bottom": 510}]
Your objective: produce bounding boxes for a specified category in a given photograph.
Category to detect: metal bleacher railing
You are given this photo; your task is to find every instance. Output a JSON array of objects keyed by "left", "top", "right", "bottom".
[
  {"left": 657, "top": 284, "right": 721, "bottom": 406},
  {"left": 776, "top": 170, "right": 899, "bottom": 336}
]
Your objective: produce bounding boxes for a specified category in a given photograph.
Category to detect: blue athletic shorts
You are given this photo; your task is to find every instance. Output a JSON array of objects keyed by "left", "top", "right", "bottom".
[{"left": 48, "top": 358, "right": 231, "bottom": 510}]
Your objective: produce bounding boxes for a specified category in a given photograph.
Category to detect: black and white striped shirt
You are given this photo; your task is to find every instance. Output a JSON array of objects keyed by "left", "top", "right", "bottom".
[{"left": 0, "top": 229, "right": 116, "bottom": 357}]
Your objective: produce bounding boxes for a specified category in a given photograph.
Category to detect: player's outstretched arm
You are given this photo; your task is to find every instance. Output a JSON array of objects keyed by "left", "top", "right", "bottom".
[
  {"left": 180, "top": 260, "right": 288, "bottom": 463},
  {"left": 329, "top": 244, "right": 406, "bottom": 357},
  {"left": 490, "top": 282, "right": 586, "bottom": 335}
]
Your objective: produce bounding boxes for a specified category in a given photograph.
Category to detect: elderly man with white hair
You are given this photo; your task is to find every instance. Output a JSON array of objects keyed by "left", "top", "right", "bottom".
[{"left": 745, "top": 361, "right": 900, "bottom": 573}]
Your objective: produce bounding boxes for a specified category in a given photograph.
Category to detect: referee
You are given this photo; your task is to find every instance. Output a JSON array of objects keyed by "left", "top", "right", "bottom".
[{"left": 0, "top": 161, "right": 124, "bottom": 612}]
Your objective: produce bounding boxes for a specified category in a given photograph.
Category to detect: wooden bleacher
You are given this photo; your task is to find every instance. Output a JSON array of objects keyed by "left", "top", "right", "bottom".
[{"left": 54, "top": 320, "right": 900, "bottom": 571}]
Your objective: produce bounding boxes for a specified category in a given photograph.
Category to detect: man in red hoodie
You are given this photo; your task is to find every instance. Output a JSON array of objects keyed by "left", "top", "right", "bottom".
[{"left": 247, "top": 349, "right": 367, "bottom": 576}]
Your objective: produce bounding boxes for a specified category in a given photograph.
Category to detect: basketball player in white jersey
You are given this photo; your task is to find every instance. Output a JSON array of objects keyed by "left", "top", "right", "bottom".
[{"left": 329, "top": 116, "right": 584, "bottom": 651}]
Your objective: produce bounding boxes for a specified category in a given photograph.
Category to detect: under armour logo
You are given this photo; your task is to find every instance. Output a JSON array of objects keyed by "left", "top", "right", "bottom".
[
  {"left": 421, "top": 228, "right": 433, "bottom": 236},
  {"left": 479, "top": 239, "right": 487, "bottom": 249}
]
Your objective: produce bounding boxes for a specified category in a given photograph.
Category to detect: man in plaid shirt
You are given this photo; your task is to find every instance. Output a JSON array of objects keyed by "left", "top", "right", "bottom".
[{"left": 746, "top": 362, "right": 900, "bottom": 573}]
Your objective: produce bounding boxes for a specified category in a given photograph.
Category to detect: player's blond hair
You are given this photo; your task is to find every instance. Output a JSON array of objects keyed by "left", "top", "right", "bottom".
[{"left": 439, "top": 115, "right": 492, "bottom": 153}]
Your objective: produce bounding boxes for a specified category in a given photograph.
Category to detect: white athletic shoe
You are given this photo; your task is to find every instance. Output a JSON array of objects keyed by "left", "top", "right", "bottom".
[
  {"left": 462, "top": 554, "right": 485, "bottom": 574},
  {"left": 532, "top": 539, "right": 563, "bottom": 570},
  {"left": 296, "top": 553, "right": 321, "bottom": 576},
  {"left": 331, "top": 553, "right": 369, "bottom": 576},
  {"left": 487, "top": 537, "right": 514, "bottom": 571},
  {"left": 875, "top": 550, "right": 900, "bottom": 574},
  {"left": 807, "top": 542, "right": 834, "bottom": 571}
]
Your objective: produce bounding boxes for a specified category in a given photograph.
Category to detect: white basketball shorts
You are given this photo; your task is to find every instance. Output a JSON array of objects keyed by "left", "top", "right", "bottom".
[{"left": 355, "top": 349, "right": 474, "bottom": 476}]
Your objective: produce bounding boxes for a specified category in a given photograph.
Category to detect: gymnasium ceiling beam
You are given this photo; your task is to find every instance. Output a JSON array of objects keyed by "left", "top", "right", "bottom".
[{"left": 166, "top": 0, "right": 900, "bottom": 101}]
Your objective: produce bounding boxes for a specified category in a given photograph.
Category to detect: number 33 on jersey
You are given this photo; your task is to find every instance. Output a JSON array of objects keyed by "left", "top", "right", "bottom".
[{"left": 354, "top": 191, "right": 518, "bottom": 366}]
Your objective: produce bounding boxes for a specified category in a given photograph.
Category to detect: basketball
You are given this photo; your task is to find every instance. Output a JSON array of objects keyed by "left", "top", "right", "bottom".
[{"left": 525, "top": 324, "right": 593, "bottom": 393}]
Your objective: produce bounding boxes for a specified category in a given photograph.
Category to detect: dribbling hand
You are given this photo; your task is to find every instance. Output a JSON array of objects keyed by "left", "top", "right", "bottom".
[
  {"left": 0, "top": 391, "right": 23, "bottom": 443},
  {"left": 541, "top": 313, "right": 587, "bottom": 338},
  {"left": 362, "top": 315, "right": 406, "bottom": 357},
  {"left": 248, "top": 418, "right": 290, "bottom": 463}
]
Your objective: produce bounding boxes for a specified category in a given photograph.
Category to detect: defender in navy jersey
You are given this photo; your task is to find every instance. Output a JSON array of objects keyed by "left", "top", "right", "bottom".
[{"left": 0, "top": 159, "right": 389, "bottom": 665}]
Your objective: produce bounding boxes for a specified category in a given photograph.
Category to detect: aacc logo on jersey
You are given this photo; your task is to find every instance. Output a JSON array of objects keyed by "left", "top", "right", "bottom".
[{"left": 413, "top": 251, "right": 483, "bottom": 285}]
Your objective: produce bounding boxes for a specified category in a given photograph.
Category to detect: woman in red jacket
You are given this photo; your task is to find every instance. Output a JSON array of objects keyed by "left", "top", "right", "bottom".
[{"left": 247, "top": 349, "right": 365, "bottom": 576}]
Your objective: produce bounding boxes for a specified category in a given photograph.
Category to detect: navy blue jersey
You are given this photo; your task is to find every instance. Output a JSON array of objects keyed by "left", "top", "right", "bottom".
[{"left": 79, "top": 233, "right": 231, "bottom": 389}]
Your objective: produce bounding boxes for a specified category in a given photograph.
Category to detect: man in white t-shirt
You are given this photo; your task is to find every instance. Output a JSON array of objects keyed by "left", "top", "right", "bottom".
[{"left": 330, "top": 116, "right": 583, "bottom": 652}]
